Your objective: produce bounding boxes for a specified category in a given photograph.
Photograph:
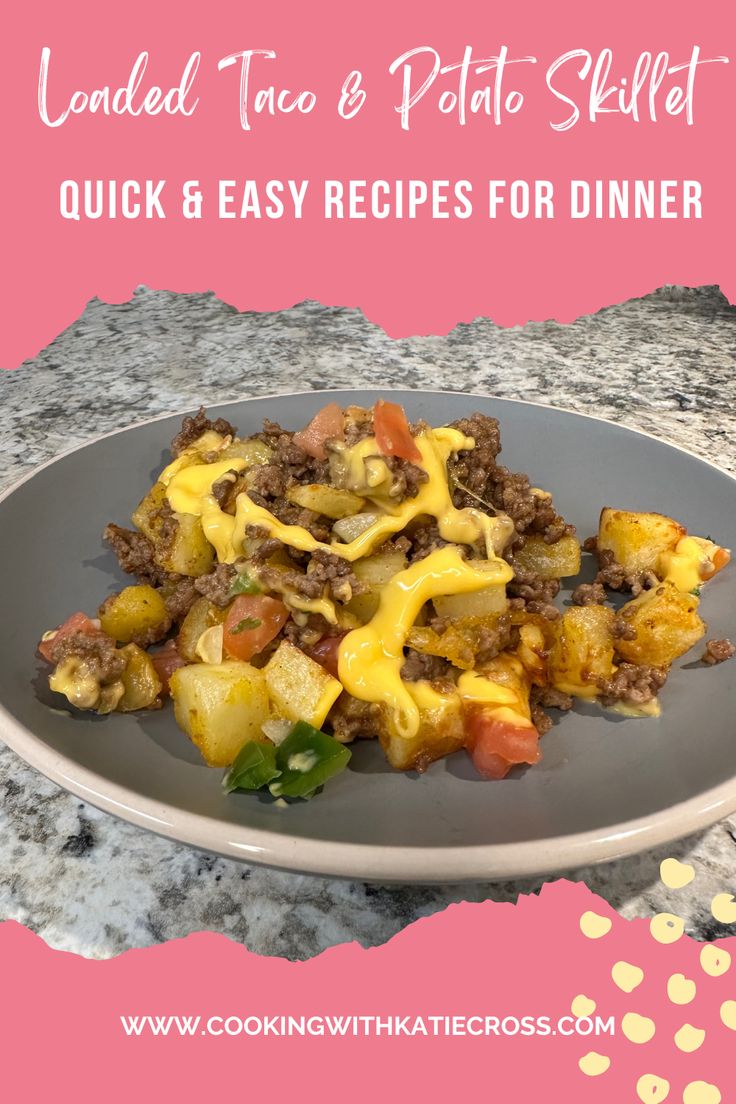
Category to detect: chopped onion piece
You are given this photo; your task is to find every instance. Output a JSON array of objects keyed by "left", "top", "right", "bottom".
[
  {"left": 195, "top": 624, "right": 224, "bottom": 664},
  {"left": 332, "top": 513, "right": 379, "bottom": 543},
  {"left": 261, "top": 718, "right": 294, "bottom": 746}
]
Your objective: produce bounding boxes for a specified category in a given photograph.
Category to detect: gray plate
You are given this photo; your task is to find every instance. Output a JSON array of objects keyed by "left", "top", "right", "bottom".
[{"left": 1, "top": 390, "right": 735, "bottom": 882}]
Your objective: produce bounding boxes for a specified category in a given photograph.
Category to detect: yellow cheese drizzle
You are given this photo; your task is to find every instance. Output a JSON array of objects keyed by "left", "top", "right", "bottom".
[
  {"left": 231, "top": 428, "right": 513, "bottom": 562},
  {"left": 337, "top": 547, "right": 513, "bottom": 739},
  {"left": 163, "top": 428, "right": 513, "bottom": 569},
  {"left": 165, "top": 458, "right": 247, "bottom": 563}
]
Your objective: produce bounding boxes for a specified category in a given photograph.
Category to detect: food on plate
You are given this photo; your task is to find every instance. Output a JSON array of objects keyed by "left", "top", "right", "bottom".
[{"left": 38, "top": 401, "right": 733, "bottom": 797}]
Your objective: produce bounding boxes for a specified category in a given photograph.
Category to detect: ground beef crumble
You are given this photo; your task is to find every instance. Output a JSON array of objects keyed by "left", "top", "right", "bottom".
[
  {"left": 448, "top": 414, "right": 502, "bottom": 495},
  {"left": 407, "top": 522, "right": 451, "bottom": 563},
  {"left": 282, "top": 613, "right": 334, "bottom": 649},
  {"left": 308, "top": 549, "right": 365, "bottom": 604},
  {"left": 383, "top": 456, "right": 428, "bottom": 499},
  {"left": 529, "top": 686, "right": 574, "bottom": 737},
  {"left": 611, "top": 616, "right": 637, "bottom": 641},
  {"left": 247, "top": 490, "right": 332, "bottom": 542},
  {"left": 194, "top": 563, "right": 238, "bottom": 607},
  {"left": 104, "top": 524, "right": 166, "bottom": 586},
  {"left": 597, "top": 663, "right": 668, "bottom": 706},
  {"left": 401, "top": 649, "right": 453, "bottom": 682},
  {"left": 590, "top": 547, "right": 658, "bottom": 596},
  {"left": 571, "top": 581, "right": 607, "bottom": 606},
  {"left": 328, "top": 694, "right": 382, "bottom": 742},
  {"left": 170, "top": 407, "right": 236, "bottom": 457},
  {"left": 254, "top": 419, "right": 331, "bottom": 484},
  {"left": 447, "top": 413, "right": 573, "bottom": 546},
  {"left": 49, "top": 631, "right": 126, "bottom": 684},
  {"left": 211, "top": 470, "right": 244, "bottom": 513},
  {"left": 702, "top": 638, "right": 736, "bottom": 665},
  {"left": 162, "top": 577, "right": 199, "bottom": 623},
  {"left": 507, "top": 570, "right": 561, "bottom": 621}
]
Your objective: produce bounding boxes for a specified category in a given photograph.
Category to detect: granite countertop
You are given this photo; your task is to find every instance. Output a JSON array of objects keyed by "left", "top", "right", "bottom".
[{"left": 1, "top": 286, "right": 735, "bottom": 959}]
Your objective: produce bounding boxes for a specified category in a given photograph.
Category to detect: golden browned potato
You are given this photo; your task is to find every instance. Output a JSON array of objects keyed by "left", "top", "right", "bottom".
[
  {"left": 99, "top": 585, "right": 170, "bottom": 644},
  {"left": 158, "top": 513, "right": 215, "bottom": 577},
  {"left": 264, "top": 641, "right": 342, "bottom": 728},
  {"left": 117, "top": 645, "right": 162, "bottom": 712},
  {"left": 132, "top": 481, "right": 214, "bottom": 577},
  {"left": 598, "top": 508, "right": 685, "bottom": 575},
  {"left": 513, "top": 534, "right": 581, "bottom": 580},
  {"left": 131, "top": 481, "right": 169, "bottom": 542},
  {"left": 346, "top": 548, "right": 409, "bottom": 622},
  {"left": 170, "top": 660, "right": 270, "bottom": 767},
  {"left": 286, "top": 483, "right": 366, "bottom": 520},
  {"left": 378, "top": 684, "right": 465, "bottom": 771},
  {"left": 549, "top": 605, "right": 616, "bottom": 698},
  {"left": 614, "top": 581, "right": 705, "bottom": 667},
  {"left": 433, "top": 559, "right": 508, "bottom": 620}
]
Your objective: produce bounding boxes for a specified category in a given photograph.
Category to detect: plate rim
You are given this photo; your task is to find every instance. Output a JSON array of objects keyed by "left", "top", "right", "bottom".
[{"left": 1, "top": 386, "right": 735, "bottom": 882}]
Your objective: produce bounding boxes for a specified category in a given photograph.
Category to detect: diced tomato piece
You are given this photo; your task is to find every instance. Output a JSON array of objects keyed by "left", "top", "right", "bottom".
[
  {"left": 465, "top": 712, "right": 541, "bottom": 780},
  {"left": 307, "top": 633, "right": 347, "bottom": 680},
  {"left": 223, "top": 595, "right": 290, "bottom": 662},
  {"left": 37, "top": 612, "right": 102, "bottom": 664},
  {"left": 293, "top": 403, "right": 345, "bottom": 460},
  {"left": 150, "top": 640, "right": 187, "bottom": 696},
  {"left": 373, "top": 399, "right": 422, "bottom": 463}
]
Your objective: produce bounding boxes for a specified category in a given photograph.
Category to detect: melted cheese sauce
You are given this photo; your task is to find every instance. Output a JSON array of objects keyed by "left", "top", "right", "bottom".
[
  {"left": 337, "top": 547, "right": 513, "bottom": 738},
  {"left": 660, "top": 536, "right": 722, "bottom": 593},
  {"left": 607, "top": 698, "right": 661, "bottom": 719},
  {"left": 166, "top": 459, "right": 248, "bottom": 563},
  {"left": 230, "top": 428, "right": 514, "bottom": 562},
  {"left": 163, "top": 427, "right": 513, "bottom": 567},
  {"left": 158, "top": 430, "right": 231, "bottom": 486}
]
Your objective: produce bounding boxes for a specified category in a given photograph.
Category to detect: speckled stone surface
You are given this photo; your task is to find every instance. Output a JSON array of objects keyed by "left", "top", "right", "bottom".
[{"left": 1, "top": 285, "right": 735, "bottom": 959}]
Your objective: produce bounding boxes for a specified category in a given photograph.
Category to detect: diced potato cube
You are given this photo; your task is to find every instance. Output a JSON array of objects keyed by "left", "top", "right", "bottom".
[
  {"left": 513, "top": 534, "right": 581, "bottom": 580},
  {"left": 286, "top": 483, "right": 366, "bottom": 520},
  {"left": 615, "top": 581, "right": 705, "bottom": 667},
  {"left": 433, "top": 560, "right": 508, "bottom": 620},
  {"left": 352, "top": 549, "right": 409, "bottom": 588},
  {"left": 159, "top": 513, "right": 215, "bottom": 577},
  {"left": 133, "top": 481, "right": 215, "bottom": 577},
  {"left": 117, "top": 644, "right": 162, "bottom": 712},
  {"left": 344, "top": 592, "right": 381, "bottom": 623},
  {"left": 549, "top": 605, "right": 615, "bottom": 699},
  {"left": 379, "top": 684, "right": 465, "bottom": 771},
  {"left": 346, "top": 549, "right": 409, "bottom": 623},
  {"left": 132, "top": 481, "right": 169, "bottom": 541},
  {"left": 264, "top": 641, "right": 343, "bottom": 728},
  {"left": 598, "top": 508, "right": 685, "bottom": 575},
  {"left": 99, "top": 585, "right": 169, "bottom": 644},
  {"left": 177, "top": 597, "right": 227, "bottom": 662},
  {"left": 170, "top": 660, "right": 270, "bottom": 767}
]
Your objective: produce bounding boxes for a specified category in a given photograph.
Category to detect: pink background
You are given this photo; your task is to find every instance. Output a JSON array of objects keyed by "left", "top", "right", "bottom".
[
  {"left": 2, "top": 0, "right": 735, "bottom": 367},
  {"left": 1, "top": 882, "right": 734, "bottom": 1101}
]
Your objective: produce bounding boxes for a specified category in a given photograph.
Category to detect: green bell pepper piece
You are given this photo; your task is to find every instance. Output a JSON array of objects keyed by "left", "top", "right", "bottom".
[
  {"left": 269, "top": 721, "right": 351, "bottom": 799},
  {"left": 223, "top": 741, "right": 280, "bottom": 794}
]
